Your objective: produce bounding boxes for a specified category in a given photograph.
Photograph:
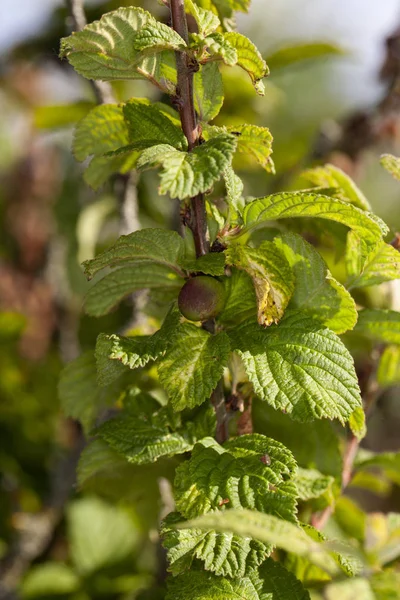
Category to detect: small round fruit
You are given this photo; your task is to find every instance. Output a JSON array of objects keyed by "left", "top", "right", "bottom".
[{"left": 178, "top": 276, "right": 226, "bottom": 322}]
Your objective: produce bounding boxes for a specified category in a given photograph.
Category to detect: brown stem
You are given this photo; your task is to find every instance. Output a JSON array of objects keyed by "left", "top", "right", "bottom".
[{"left": 170, "top": 0, "right": 208, "bottom": 257}]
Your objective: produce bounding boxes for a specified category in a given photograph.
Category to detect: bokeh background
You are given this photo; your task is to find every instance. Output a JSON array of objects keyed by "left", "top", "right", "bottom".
[{"left": 1, "top": 1, "right": 400, "bottom": 598}]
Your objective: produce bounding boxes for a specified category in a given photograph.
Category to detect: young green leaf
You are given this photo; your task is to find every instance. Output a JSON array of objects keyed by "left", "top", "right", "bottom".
[
  {"left": 60, "top": 7, "right": 177, "bottom": 90},
  {"left": 229, "top": 124, "right": 274, "bottom": 172},
  {"left": 243, "top": 192, "right": 388, "bottom": 268},
  {"left": 194, "top": 62, "right": 224, "bottom": 122},
  {"left": 380, "top": 153, "right": 400, "bottom": 181},
  {"left": 228, "top": 312, "right": 362, "bottom": 425},
  {"left": 185, "top": 0, "right": 221, "bottom": 37},
  {"left": 133, "top": 21, "right": 186, "bottom": 53},
  {"left": 226, "top": 241, "right": 294, "bottom": 326},
  {"left": 354, "top": 309, "right": 400, "bottom": 344},
  {"left": 174, "top": 434, "right": 298, "bottom": 521},
  {"left": 275, "top": 232, "right": 357, "bottom": 334},
  {"left": 163, "top": 511, "right": 268, "bottom": 577},
  {"left": 302, "top": 163, "right": 370, "bottom": 211},
  {"left": 193, "top": 32, "right": 238, "bottom": 65},
  {"left": 224, "top": 32, "right": 269, "bottom": 94},
  {"left": 346, "top": 234, "right": 400, "bottom": 289},
  {"left": 83, "top": 229, "right": 186, "bottom": 280},
  {"left": 158, "top": 324, "right": 230, "bottom": 411},
  {"left": 137, "top": 134, "right": 237, "bottom": 199},
  {"left": 83, "top": 153, "right": 138, "bottom": 190},
  {"left": 84, "top": 264, "right": 184, "bottom": 317}
]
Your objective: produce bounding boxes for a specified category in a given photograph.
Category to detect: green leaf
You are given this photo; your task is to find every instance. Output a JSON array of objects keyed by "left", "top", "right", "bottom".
[
  {"left": 346, "top": 236, "right": 400, "bottom": 289},
  {"left": 83, "top": 153, "right": 138, "bottom": 190},
  {"left": 380, "top": 153, "right": 400, "bottom": 181},
  {"left": 60, "top": 7, "right": 177, "bottom": 90},
  {"left": 95, "top": 303, "right": 181, "bottom": 385},
  {"left": 185, "top": 0, "right": 221, "bottom": 36},
  {"left": 275, "top": 232, "right": 357, "bottom": 334},
  {"left": 84, "top": 263, "right": 183, "bottom": 317},
  {"left": 137, "top": 134, "right": 237, "bottom": 200},
  {"left": 73, "top": 104, "right": 129, "bottom": 161},
  {"left": 194, "top": 62, "right": 224, "bottom": 122},
  {"left": 96, "top": 397, "right": 215, "bottom": 464},
  {"left": 354, "top": 309, "right": 400, "bottom": 344},
  {"left": 302, "top": 163, "right": 370, "bottom": 211},
  {"left": 378, "top": 345, "right": 400, "bottom": 386},
  {"left": 21, "top": 563, "right": 80, "bottom": 598},
  {"left": 218, "top": 268, "right": 257, "bottom": 326},
  {"left": 58, "top": 352, "right": 127, "bottom": 432},
  {"left": 226, "top": 241, "right": 294, "bottom": 326},
  {"left": 266, "top": 42, "right": 344, "bottom": 71},
  {"left": 224, "top": 32, "right": 268, "bottom": 94},
  {"left": 83, "top": 228, "right": 185, "bottom": 280},
  {"left": 228, "top": 312, "right": 362, "bottom": 425},
  {"left": 371, "top": 569, "right": 400, "bottom": 599},
  {"left": 158, "top": 324, "right": 230, "bottom": 410},
  {"left": 123, "top": 99, "right": 187, "bottom": 150},
  {"left": 176, "top": 509, "right": 341, "bottom": 575},
  {"left": 229, "top": 124, "right": 274, "bottom": 172},
  {"left": 174, "top": 434, "right": 298, "bottom": 521},
  {"left": 294, "top": 468, "right": 335, "bottom": 502},
  {"left": 243, "top": 191, "right": 388, "bottom": 268},
  {"left": 166, "top": 559, "right": 310, "bottom": 600},
  {"left": 182, "top": 252, "right": 226, "bottom": 276},
  {"left": 194, "top": 32, "right": 238, "bottom": 65},
  {"left": 355, "top": 450, "right": 400, "bottom": 484},
  {"left": 67, "top": 497, "right": 139, "bottom": 576},
  {"left": 223, "top": 166, "right": 245, "bottom": 218},
  {"left": 133, "top": 21, "right": 186, "bottom": 53},
  {"left": 162, "top": 512, "right": 268, "bottom": 577}
]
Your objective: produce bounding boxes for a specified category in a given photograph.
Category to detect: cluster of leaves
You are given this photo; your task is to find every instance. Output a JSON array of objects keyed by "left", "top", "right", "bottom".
[{"left": 55, "top": 1, "right": 400, "bottom": 598}]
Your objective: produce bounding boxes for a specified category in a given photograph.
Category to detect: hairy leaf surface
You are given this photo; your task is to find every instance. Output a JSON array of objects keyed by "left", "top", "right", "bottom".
[
  {"left": 158, "top": 324, "right": 230, "bottom": 410},
  {"left": 243, "top": 192, "right": 388, "bottom": 268},
  {"left": 228, "top": 312, "right": 362, "bottom": 425},
  {"left": 229, "top": 124, "right": 274, "bottom": 171},
  {"left": 224, "top": 32, "right": 268, "bottom": 94},
  {"left": 137, "top": 135, "right": 237, "bottom": 199},
  {"left": 346, "top": 235, "right": 400, "bottom": 289},
  {"left": 174, "top": 435, "right": 298, "bottom": 521},
  {"left": 381, "top": 153, "right": 400, "bottom": 181},
  {"left": 60, "top": 7, "right": 177, "bottom": 90}
]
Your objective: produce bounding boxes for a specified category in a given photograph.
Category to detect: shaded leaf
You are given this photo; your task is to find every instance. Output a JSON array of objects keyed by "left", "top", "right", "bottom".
[
  {"left": 21, "top": 563, "right": 80, "bottom": 598},
  {"left": 229, "top": 124, "right": 274, "bottom": 172},
  {"left": 226, "top": 241, "right": 294, "bottom": 326},
  {"left": 266, "top": 42, "right": 344, "bottom": 71},
  {"left": 346, "top": 236, "right": 400, "bottom": 289},
  {"left": 294, "top": 468, "right": 335, "bottom": 502},
  {"left": 123, "top": 99, "right": 187, "bottom": 150},
  {"left": 354, "top": 309, "right": 400, "bottom": 344},
  {"left": 158, "top": 324, "right": 230, "bottom": 410},
  {"left": 194, "top": 62, "right": 224, "bottom": 122},
  {"left": 380, "top": 153, "right": 400, "bottom": 181},
  {"left": 217, "top": 268, "right": 257, "bottom": 326},
  {"left": 378, "top": 345, "right": 400, "bottom": 386}
]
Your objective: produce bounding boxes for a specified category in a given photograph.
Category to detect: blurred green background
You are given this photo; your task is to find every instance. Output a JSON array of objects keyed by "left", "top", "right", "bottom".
[{"left": 1, "top": 1, "right": 400, "bottom": 598}]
